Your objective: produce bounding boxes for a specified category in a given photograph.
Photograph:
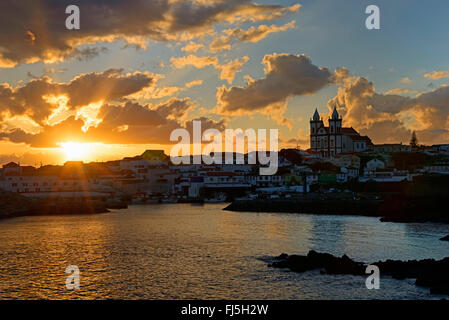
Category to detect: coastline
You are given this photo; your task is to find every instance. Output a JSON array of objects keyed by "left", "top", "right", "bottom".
[
  {"left": 1, "top": 202, "right": 448, "bottom": 299},
  {"left": 0, "top": 190, "right": 110, "bottom": 220},
  {"left": 268, "top": 250, "right": 449, "bottom": 295},
  {"left": 224, "top": 195, "right": 449, "bottom": 224}
]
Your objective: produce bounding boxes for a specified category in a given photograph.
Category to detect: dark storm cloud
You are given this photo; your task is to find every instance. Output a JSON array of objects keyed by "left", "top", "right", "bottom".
[
  {"left": 0, "top": 0, "right": 299, "bottom": 67},
  {"left": 217, "top": 53, "right": 333, "bottom": 114}
]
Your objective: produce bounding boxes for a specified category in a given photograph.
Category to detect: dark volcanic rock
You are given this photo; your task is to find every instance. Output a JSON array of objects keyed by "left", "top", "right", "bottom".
[
  {"left": 225, "top": 196, "right": 449, "bottom": 224},
  {"left": 224, "top": 199, "right": 381, "bottom": 216},
  {"left": 0, "top": 189, "right": 109, "bottom": 220},
  {"left": 270, "top": 250, "right": 365, "bottom": 275},
  {"left": 269, "top": 250, "right": 449, "bottom": 295}
]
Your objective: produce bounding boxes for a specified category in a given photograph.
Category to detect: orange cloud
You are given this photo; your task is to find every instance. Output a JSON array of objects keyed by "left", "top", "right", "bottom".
[
  {"left": 171, "top": 54, "right": 249, "bottom": 84},
  {"left": 182, "top": 42, "right": 204, "bottom": 53},
  {"left": 216, "top": 56, "right": 249, "bottom": 84},
  {"left": 171, "top": 55, "right": 218, "bottom": 69},
  {"left": 0, "top": 97, "right": 224, "bottom": 147},
  {"left": 210, "top": 20, "right": 296, "bottom": 52},
  {"left": 401, "top": 77, "right": 412, "bottom": 84},
  {"left": 385, "top": 88, "right": 418, "bottom": 95},
  {"left": 0, "top": 69, "right": 156, "bottom": 124},
  {"left": 328, "top": 77, "right": 449, "bottom": 145},
  {"left": 424, "top": 71, "right": 449, "bottom": 80}
]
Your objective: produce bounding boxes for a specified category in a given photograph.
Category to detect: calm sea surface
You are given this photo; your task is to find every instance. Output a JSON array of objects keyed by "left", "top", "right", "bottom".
[{"left": 1, "top": 203, "right": 448, "bottom": 299}]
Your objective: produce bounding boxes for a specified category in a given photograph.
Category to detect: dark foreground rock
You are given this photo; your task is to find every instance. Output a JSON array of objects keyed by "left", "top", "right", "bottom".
[
  {"left": 224, "top": 195, "right": 449, "bottom": 224},
  {"left": 105, "top": 198, "right": 128, "bottom": 209},
  {"left": 270, "top": 250, "right": 366, "bottom": 275},
  {"left": 269, "top": 250, "right": 449, "bottom": 295},
  {"left": 224, "top": 198, "right": 381, "bottom": 217},
  {"left": 440, "top": 235, "right": 449, "bottom": 241}
]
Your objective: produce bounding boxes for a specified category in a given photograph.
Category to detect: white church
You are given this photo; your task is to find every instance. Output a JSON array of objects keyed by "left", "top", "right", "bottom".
[{"left": 309, "top": 107, "right": 373, "bottom": 157}]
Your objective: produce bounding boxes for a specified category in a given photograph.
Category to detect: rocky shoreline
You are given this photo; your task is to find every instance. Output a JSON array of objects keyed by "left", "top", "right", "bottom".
[
  {"left": 225, "top": 198, "right": 381, "bottom": 216},
  {"left": 224, "top": 195, "right": 449, "bottom": 224},
  {"left": 269, "top": 250, "right": 449, "bottom": 295},
  {"left": 0, "top": 190, "right": 113, "bottom": 220}
]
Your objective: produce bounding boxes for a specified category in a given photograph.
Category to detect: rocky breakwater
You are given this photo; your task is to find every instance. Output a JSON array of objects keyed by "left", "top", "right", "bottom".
[
  {"left": 269, "top": 250, "right": 449, "bottom": 295},
  {"left": 224, "top": 194, "right": 449, "bottom": 224},
  {"left": 224, "top": 197, "right": 381, "bottom": 217},
  {"left": 0, "top": 189, "right": 110, "bottom": 220},
  {"left": 32, "top": 197, "right": 109, "bottom": 216},
  {"left": 0, "top": 189, "right": 35, "bottom": 219},
  {"left": 379, "top": 195, "right": 449, "bottom": 223}
]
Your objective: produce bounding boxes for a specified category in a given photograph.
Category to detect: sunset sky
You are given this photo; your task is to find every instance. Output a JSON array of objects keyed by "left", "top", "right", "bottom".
[{"left": 0, "top": 0, "right": 448, "bottom": 165}]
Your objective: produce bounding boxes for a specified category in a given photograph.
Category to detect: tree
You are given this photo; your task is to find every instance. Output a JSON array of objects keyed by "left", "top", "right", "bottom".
[
  {"left": 410, "top": 131, "right": 418, "bottom": 148},
  {"left": 279, "top": 148, "right": 303, "bottom": 164}
]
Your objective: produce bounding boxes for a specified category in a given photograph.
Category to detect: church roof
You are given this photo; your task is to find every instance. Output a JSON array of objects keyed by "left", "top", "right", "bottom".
[
  {"left": 350, "top": 135, "right": 373, "bottom": 145},
  {"left": 341, "top": 127, "right": 358, "bottom": 135},
  {"left": 350, "top": 135, "right": 371, "bottom": 141},
  {"left": 332, "top": 106, "right": 339, "bottom": 119},
  {"left": 313, "top": 108, "right": 320, "bottom": 121}
]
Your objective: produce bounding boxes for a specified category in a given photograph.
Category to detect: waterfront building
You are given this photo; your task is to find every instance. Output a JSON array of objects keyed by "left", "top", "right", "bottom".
[
  {"left": 430, "top": 144, "right": 449, "bottom": 155},
  {"left": 423, "top": 163, "right": 449, "bottom": 174},
  {"left": 359, "top": 169, "right": 412, "bottom": 182},
  {"left": 373, "top": 143, "right": 412, "bottom": 153},
  {"left": 247, "top": 174, "right": 283, "bottom": 188}
]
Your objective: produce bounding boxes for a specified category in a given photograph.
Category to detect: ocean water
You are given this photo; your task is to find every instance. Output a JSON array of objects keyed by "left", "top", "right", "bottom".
[{"left": 0, "top": 203, "right": 448, "bottom": 300}]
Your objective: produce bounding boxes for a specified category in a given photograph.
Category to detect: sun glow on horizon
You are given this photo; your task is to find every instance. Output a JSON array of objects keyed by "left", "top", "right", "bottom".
[
  {"left": 53, "top": 142, "right": 173, "bottom": 164},
  {"left": 59, "top": 142, "right": 94, "bottom": 161}
]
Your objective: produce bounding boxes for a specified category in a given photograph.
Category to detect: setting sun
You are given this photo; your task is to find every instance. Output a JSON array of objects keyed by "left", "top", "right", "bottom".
[{"left": 59, "top": 142, "right": 92, "bottom": 161}]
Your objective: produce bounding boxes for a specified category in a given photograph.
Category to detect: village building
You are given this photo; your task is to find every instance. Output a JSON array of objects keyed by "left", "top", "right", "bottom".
[{"left": 309, "top": 107, "right": 373, "bottom": 157}]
